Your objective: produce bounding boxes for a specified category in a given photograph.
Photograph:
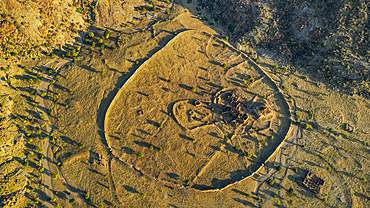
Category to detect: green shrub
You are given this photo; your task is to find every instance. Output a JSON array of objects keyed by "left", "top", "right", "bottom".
[
  {"left": 323, "top": 198, "right": 328, "bottom": 204},
  {"left": 137, "top": 152, "right": 143, "bottom": 158},
  {"left": 191, "top": 87, "right": 196, "bottom": 92},
  {"left": 141, "top": 193, "right": 146, "bottom": 199},
  {"left": 268, "top": 178, "right": 275, "bottom": 185},
  {"left": 246, "top": 152, "right": 252, "bottom": 158},
  {"left": 303, "top": 123, "right": 309, "bottom": 129},
  {"left": 235, "top": 145, "right": 241, "bottom": 150},
  {"left": 51, "top": 173, "right": 58, "bottom": 179},
  {"left": 277, "top": 166, "right": 282, "bottom": 171},
  {"left": 185, "top": 180, "right": 190, "bottom": 185},
  {"left": 158, "top": 147, "right": 163, "bottom": 152},
  {"left": 159, "top": 123, "right": 163, "bottom": 128},
  {"left": 327, "top": 167, "right": 331, "bottom": 171},
  {"left": 222, "top": 63, "right": 227, "bottom": 68},
  {"left": 149, "top": 146, "right": 153, "bottom": 150},
  {"left": 362, "top": 177, "right": 367, "bottom": 182},
  {"left": 224, "top": 136, "right": 229, "bottom": 142},
  {"left": 69, "top": 198, "right": 76, "bottom": 204},
  {"left": 38, "top": 167, "right": 44, "bottom": 172},
  {"left": 78, "top": 143, "right": 85, "bottom": 148}
]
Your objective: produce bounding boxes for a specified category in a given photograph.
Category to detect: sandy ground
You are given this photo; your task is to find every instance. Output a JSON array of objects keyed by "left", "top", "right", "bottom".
[{"left": 1, "top": 1, "right": 369, "bottom": 208}]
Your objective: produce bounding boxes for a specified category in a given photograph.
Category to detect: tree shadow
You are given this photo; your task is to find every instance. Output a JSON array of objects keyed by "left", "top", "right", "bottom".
[
  {"left": 166, "top": 172, "right": 179, "bottom": 180},
  {"left": 122, "top": 185, "right": 138, "bottom": 193}
]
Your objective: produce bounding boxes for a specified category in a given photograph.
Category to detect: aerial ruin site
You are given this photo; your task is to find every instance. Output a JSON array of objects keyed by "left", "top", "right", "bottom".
[{"left": 1, "top": 0, "right": 369, "bottom": 207}]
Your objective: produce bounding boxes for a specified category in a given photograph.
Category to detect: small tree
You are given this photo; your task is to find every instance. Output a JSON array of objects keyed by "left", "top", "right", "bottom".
[
  {"left": 277, "top": 166, "right": 282, "bottom": 171},
  {"left": 289, "top": 187, "right": 295, "bottom": 195},
  {"left": 191, "top": 87, "right": 196, "bottom": 92},
  {"left": 88, "top": 32, "right": 94, "bottom": 38},
  {"left": 141, "top": 193, "right": 146, "bottom": 199},
  {"left": 85, "top": 193, "right": 90, "bottom": 199},
  {"left": 137, "top": 152, "right": 143, "bottom": 158}
]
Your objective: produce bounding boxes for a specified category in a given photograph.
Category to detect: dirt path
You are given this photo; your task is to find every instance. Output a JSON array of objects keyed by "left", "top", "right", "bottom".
[
  {"left": 253, "top": 68, "right": 299, "bottom": 205},
  {"left": 36, "top": 33, "right": 84, "bottom": 208}
]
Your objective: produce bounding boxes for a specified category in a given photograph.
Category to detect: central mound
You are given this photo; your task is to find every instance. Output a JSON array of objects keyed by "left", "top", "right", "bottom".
[{"left": 105, "top": 30, "right": 291, "bottom": 190}]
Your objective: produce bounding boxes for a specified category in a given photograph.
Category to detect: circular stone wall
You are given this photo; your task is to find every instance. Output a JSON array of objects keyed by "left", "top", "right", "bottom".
[{"left": 105, "top": 30, "right": 291, "bottom": 190}]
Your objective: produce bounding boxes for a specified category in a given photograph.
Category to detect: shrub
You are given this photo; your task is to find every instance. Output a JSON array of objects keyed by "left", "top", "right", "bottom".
[
  {"left": 223, "top": 36, "right": 229, "bottom": 41},
  {"left": 78, "top": 143, "right": 85, "bottom": 148},
  {"left": 290, "top": 199, "right": 295, "bottom": 204},
  {"left": 166, "top": 9, "right": 170, "bottom": 14},
  {"left": 268, "top": 178, "right": 275, "bottom": 185},
  {"left": 100, "top": 70, "right": 105, "bottom": 75},
  {"left": 205, "top": 121, "right": 210, "bottom": 125},
  {"left": 24, "top": 161, "right": 29, "bottom": 167},
  {"left": 158, "top": 147, "right": 163, "bottom": 152},
  {"left": 246, "top": 152, "right": 252, "bottom": 158},
  {"left": 191, "top": 87, "right": 196, "bottom": 92},
  {"left": 85, "top": 193, "right": 90, "bottom": 200},
  {"left": 159, "top": 123, "right": 163, "bottom": 128},
  {"left": 149, "top": 146, "right": 153, "bottom": 150},
  {"left": 141, "top": 193, "right": 146, "bottom": 199},
  {"left": 137, "top": 152, "right": 143, "bottom": 158},
  {"left": 323, "top": 198, "right": 328, "bottom": 204},
  {"left": 51, "top": 173, "right": 58, "bottom": 179},
  {"left": 269, "top": 136, "right": 274, "bottom": 139},
  {"left": 362, "top": 177, "right": 367, "bottom": 182},
  {"left": 185, "top": 180, "right": 190, "bottom": 185},
  {"left": 289, "top": 187, "right": 295, "bottom": 195},
  {"left": 69, "top": 198, "right": 76, "bottom": 204},
  {"left": 224, "top": 136, "right": 229, "bottom": 142},
  {"left": 308, "top": 110, "right": 313, "bottom": 115},
  {"left": 329, "top": 127, "right": 334, "bottom": 132},
  {"left": 303, "top": 123, "right": 309, "bottom": 129},
  {"left": 88, "top": 32, "right": 94, "bottom": 38},
  {"left": 235, "top": 145, "right": 241, "bottom": 150},
  {"left": 222, "top": 63, "right": 227, "bottom": 68},
  {"left": 38, "top": 167, "right": 44, "bottom": 172},
  {"left": 277, "top": 166, "right": 282, "bottom": 171}
]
